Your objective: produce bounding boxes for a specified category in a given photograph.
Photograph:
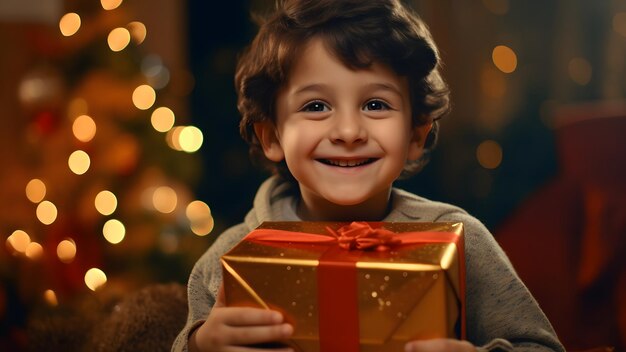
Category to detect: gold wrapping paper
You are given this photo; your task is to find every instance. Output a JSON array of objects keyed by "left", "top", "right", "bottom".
[{"left": 221, "top": 221, "right": 464, "bottom": 352}]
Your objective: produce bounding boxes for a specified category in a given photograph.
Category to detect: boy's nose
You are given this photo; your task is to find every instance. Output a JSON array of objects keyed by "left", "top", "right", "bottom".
[{"left": 329, "top": 110, "right": 367, "bottom": 145}]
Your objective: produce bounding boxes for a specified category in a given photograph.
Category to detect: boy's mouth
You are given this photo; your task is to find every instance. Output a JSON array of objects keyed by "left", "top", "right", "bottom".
[{"left": 317, "top": 158, "right": 377, "bottom": 167}]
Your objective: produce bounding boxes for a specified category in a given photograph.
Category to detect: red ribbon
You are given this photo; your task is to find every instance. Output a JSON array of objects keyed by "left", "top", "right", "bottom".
[{"left": 244, "top": 222, "right": 466, "bottom": 349}]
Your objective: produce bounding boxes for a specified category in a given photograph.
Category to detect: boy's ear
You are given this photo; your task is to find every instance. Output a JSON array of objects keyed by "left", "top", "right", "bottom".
[
  {"left": 253, "top": 121, "right": 285, "bottom": 162},
  {"left": 407, "top": 122, "right": 433, "bottom": 161}
]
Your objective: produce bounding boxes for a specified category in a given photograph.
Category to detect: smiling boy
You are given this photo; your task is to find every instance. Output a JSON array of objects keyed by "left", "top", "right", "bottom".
[{"left": 173, "top": 1, "right": 565, "bottom": 351}]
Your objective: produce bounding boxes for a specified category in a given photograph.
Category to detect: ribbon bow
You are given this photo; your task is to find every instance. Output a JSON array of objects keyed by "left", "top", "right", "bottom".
[{"left": 326, "top": 221, "right": 401, "bottom": 251}]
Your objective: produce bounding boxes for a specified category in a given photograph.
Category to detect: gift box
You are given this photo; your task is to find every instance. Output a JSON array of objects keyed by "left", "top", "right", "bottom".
[{"left": 221, "top": 221, "right": 465, "bottom": 352}]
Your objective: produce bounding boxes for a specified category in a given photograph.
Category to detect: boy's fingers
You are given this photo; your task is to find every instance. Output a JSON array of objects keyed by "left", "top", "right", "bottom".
[
  {"left": 405, "top": 338, "right": 476, "bottom": 352},
  {"left": 224, "top": 323, "right": 293, "bottom": 346},
  {"left": 214, "top": 307, "right": 284, "bottom": 326}
]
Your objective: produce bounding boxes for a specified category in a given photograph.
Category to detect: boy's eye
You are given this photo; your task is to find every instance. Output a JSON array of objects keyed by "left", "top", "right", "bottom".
[
  {"left": 301, "top": 101, "right": 330, "bottom": 112},
  {"left": 363, "top": 100, "right": 390, "bottom": 111}
]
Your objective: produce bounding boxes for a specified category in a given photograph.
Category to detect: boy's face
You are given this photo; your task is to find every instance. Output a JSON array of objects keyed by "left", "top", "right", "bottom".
[{"left": 256, "top": 38, "right": 431, "bottom": 220}]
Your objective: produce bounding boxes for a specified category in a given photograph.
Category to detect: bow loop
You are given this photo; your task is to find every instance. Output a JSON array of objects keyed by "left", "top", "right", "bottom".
[{"left": 326, "top": 222, "right": 402, "bottom": 251}]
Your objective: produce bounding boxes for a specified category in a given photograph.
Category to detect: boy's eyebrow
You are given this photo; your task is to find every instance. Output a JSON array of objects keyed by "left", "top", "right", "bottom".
[{"left": 293, "top": 82, "right": 403, "bottom": 96}]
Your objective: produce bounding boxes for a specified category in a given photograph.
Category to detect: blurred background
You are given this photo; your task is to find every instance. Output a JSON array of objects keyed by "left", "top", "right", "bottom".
[{"left": 0, "top": 0, "right": 624, "bottom": 351}]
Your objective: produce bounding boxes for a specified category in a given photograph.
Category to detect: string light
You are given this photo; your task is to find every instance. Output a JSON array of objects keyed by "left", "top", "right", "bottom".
[
  {"left": 84, "top": 268, "right": 107, "bottom": 291},
  {"left": 25, "top": 242, "right": 44, "bottom": 260},
  {"left": 107, "top": 27, "right": 131, "bottom": 52},
  {"left": 44, "top": 289, "right": 58, "bottom": 306},
  {"left": 95, "top": 190, "right": 118, "bottom": 216},
  {"left": 59, "top": 13, "right": 81, "bottom": 37},
  {"left": 68, "top": 150, "right": 91, "bottom": 175},
  {"left": 152, "top": 187, "right": 177, "bottom": 214},
  {"left": 6, "top": 230, "right": 31, "bottom": 253},
  {"left": 186, "top": 200, "right": 214, "bottom": 236},
  {"left": 36, "top": 201, "right": 58, "bottom": 225},
  {"left": 132, "top": 84, "right": 156, "bottom": 110},
  {"left": 127, "top": 21, "right": 147, "bottom": 44},
  {"left": 151, "top": 107, "right": 175, "bottom": 132},
  {"left": 166, "top": 126, "right": 184, "bottom": 151},
  {"left": 103, "top": 219, "right": 126, "bottom": 244},
  {"left": 492, "top": 45, "right": 517, "bottom": 74},
  {"left": 57, "top": 239, "right": 77, "bottom": 263},
  {"left": 476, "top": 140, "right": 503, "bottom": 169},
  {"left": 72, "top": 115, "right": 97, "bottom": 142},
  {"left": 25, "top": 179, "right": 46, "bottom": 203},
  {"left": 101, "top": 0, "right": 123, "bottom": 11},
  {"left": 179, "top": 126, "right": 204, "bottom": 153}
]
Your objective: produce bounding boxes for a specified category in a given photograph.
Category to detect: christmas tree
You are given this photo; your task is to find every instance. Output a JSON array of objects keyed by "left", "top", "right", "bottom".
[{"left": 0, "top": 1, "right": 211, "bottom": 350}]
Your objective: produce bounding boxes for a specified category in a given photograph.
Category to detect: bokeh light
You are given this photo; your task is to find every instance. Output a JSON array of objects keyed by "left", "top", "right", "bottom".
[
  {"left": 127, "top": 21, "right": 147, "bottom": 44},
  {"left": 152, "top": 186, "right": 177, "bottom": 214},
  {"left": 36, "top": 201, "right": 58, "bottom": 225},
  {"left": 26, "top": 179, "right": 46, "bottom": 203},
  {"left": 613, "top": 12, "right": 626, "bottom": 38},
  {"left": 44, "top": 289, "right": 58, "bottom": 306},
  {"left": 84, "top": 268, "right": 107, "bottom": 291},
  {"left": 568, "top": 57, "right": 592, "bottom": 86},
  {"left": 186, "top": 200, "right": 214, "bottom": 236},
  {"left": 103, "top": 219, "right": 125, "bottom": 244},
  {"left": 72, "top": 114, "right": 97, "bottom": 142},
  {"left": 59, "top": 13, "right": 81, "bottom": 37},
  {"left": 151, "top": 107, "right": 175, "bottom": 132},
  {"left": 95, "top": 190, "right": 118, "bottom": 216},
  {"left": 179, "top": 126, "right": 204, "bottom": 153},
  {"left": 107, "top": 27, "right": 131, "bottom": 52},
  {"left": 101, "top": 0, "right": 123, "bottom": 10},
  {"left": 25, "top": 242, "right": 44, "bottom": 260},
  {"left": 6, "top": 230, "right": 31, "bottom": 253},
  {"left": 132, "top": 84, "right": 156, "bottom": 110},
  {"left": 68, "top": 150, "right": 91, "bottom": 175},
  {"left": 57, "top": 239, "right": 77, "bottom": 263},
  {"left": 492, "top": 45, "right": 517, "bottom": 74},
  {"left": 476, "top": 140, "right": 503, "bottom": 169},
  {"left": 166, "top": 126, "right": 184, "bottom": 151}
]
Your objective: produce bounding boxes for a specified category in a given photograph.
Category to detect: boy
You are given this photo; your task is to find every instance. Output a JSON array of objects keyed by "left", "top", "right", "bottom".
[{"left": 173, "top": 0, "right": 565, "bottom": 351}]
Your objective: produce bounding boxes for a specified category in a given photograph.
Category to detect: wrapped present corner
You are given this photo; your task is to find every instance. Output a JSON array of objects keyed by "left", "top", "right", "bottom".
[{"left": 221, "top": 221, "right": 465, "bottom": 352}]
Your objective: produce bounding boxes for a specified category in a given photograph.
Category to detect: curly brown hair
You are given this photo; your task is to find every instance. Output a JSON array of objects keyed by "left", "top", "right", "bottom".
[{"left": 235, "top": 0, "right": 450, "bottom": 181}]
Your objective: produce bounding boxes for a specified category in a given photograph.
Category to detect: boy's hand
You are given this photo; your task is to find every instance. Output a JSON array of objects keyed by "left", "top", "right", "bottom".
[
  {"left": 405, "top": 338, "right": 476, "bottom": 352},
  {"left": 189, "top": 285, "right": 294, "bottom": 352}
]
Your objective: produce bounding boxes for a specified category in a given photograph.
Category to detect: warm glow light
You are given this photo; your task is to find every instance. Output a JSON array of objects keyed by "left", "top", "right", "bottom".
[
  {"left": 151, "top": 107, "right": 175, "bottom": 132},
  {"left": 68, "top": 150, "right": 91, "bottom": 175},
  {"left": 568, "top": 57, "right": 592, "bottom": 86},
  {"left": 492, "top": 45, "right": 517, "bottom": 74},
  {"left": 84, "top": 268, "right": 107, "bottom": 291},
  {"left": 101, "top": 0, "right": 123, "bottom": 10},
  {"left": 152, "top": 187, "right": 178, "bottom": 214},
  {"left": 59, "top": 13, "right": 81, "bottom": 37},
  {"left": 7, "top": 230, "right": 31, "bottom": 253},
  {"left": 26, "top": 179, "right": 46, "bottom": 203},
  {"left": 107, "top": 27, "right": 131, "bottom": 52},
  {"left": 482, "top": 0, "right": 509, "bottom": 15},
  {"left": 57, "top": 239, "right": 77, "bottom": 263},
  {"left": 127, "top": 21, "right": 147, "bottom": 44},
  {"left": 25, "top": 242, "right": 44, "bottom": 260},
  {"left": 72, "top": 115, "right": 97, "bottom": 142},
  {"left": 95, "top": 190, "right": 118, "bottom": 216},
  {"left": 166, "top": 126, "right": 184, "bottom": 151},
  {"left": 132, "top": 84, "right": 156, "bottom": 110},
  {"left": 44, "top": 289, "right": 58, "bottom": 306},
  {"left": 613, "top": 12, "right": 626, "bottom": 38},
  {"left": 179, "top": 126, "right": 204, "bottom": 153},
  {"left": 103, "top": 219, "right": 125, "bottom": 244},
  {"left": 476, "top": 140, "right": 503, "bottom": 169},
  {"left": 186, "top": 200, "right": 214, "bottom": 236},
  {"left": 37, "top": 201, "right": 58, "bottom": 225}
]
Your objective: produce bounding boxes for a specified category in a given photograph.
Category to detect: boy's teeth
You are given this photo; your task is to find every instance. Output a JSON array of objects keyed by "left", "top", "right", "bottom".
[{"left": 325, "top": 159, "right": 369, "bottom": 167}]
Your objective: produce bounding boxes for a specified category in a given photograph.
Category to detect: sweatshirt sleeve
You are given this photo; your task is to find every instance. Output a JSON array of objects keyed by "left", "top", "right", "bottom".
[
  {"left": 437, "top": 212, "right": 565, "bottom": 352},
  {"left": 171, "top": 223, "right": 249, "bottom": 352}
]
